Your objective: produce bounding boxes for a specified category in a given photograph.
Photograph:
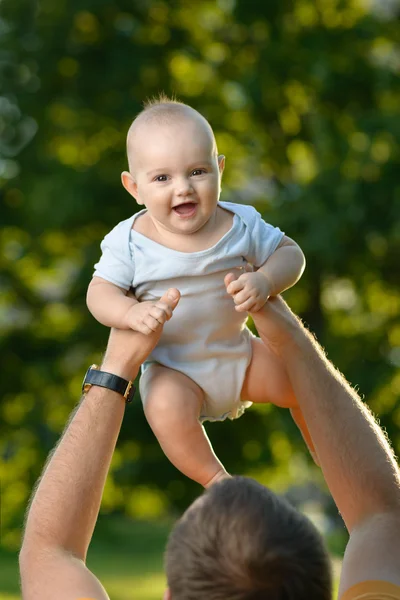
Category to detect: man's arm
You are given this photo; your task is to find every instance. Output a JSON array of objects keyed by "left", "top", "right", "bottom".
[
  {"left": 19, "top": 385, "right": 127, "bottom": 600},
  {"left": 251, "top": 297, "right": 400, "bottom": 594},
  {"left": 19, "top": 289, "right": 180, "bottom": 600}
]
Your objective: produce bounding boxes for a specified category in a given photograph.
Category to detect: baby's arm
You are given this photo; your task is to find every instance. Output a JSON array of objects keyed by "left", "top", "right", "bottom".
[
  {"left": 257, "top": 236, "right": 305, "bottom": 296},
  {"left": 87, "top": 277, "right": 174, "bottom": 334},
  {"left": 225, "top": 236, "right": 305, "bottom": 312},
  {"left": 87, "top": 277, "right": 138, "bottom": 329}
]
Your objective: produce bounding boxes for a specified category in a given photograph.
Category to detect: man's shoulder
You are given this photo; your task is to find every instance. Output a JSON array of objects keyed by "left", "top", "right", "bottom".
[
  {"left": 340, "top": 580, "right": 400, "bottom": 600},
  {"left": 339, "top": 513, "right": 400, "bottom": 599}
]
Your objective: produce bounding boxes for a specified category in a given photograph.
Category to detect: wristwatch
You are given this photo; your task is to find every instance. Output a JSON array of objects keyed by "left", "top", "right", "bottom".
[{"left": 82, "top": 364, "right": 136, "bottom": 403}]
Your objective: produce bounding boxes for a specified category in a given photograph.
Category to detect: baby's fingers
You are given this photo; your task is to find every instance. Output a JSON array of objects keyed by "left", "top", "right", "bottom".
[
  {"left": 226, "top": 278, "right": 245, "bottom": 296},
  {"left": 134, "top": 322, "right": 156, "bottom": 336},
  {"left": 235, "top": 297, "right": 258, "bottom": 313},
  {"left": 232, "top": 286, "right": 253, "bottom": 305},
  {"left": 144, "top": 314, "right": 163, "bottom": 332},
  {"left": 154, "top": 302, "right": 173, "bottom": 321},
  {"left": 224, "top": 272, "right": 238, "bottom": 290},
  {"left": 150, "top": 305, "right": 170, "bottom": 324}
]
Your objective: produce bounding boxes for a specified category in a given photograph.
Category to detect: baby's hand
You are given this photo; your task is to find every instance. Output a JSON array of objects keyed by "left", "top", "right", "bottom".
[
  {"left": 125, "top": 299, "right": 174, "bottom": 335},
  {"left": 224, "top": 271, "right": 272, "bottom": 313}
]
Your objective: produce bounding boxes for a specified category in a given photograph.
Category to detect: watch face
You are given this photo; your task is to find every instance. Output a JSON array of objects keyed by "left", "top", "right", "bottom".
[{"left": 82, "top": 364, "right": 99, "bottom": 394}]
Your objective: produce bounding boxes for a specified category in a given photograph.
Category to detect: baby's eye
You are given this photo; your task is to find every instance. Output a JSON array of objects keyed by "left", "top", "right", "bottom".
[
  {"left": 154, "top": 175, "right": 168, "bottom": 182},
  {"left": 191, "top": 169, "right": 206, "bottom": 176}
]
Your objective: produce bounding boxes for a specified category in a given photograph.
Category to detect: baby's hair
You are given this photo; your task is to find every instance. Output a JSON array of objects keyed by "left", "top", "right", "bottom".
[
  {"left": 142, "top": 91, "right": 183, "bottom": 110},
  {"left": 137, "top": 92, "right": 198, "bottom": 126},
  {"left": 126, "top": 93, "right": 218, "bottom": 171}
]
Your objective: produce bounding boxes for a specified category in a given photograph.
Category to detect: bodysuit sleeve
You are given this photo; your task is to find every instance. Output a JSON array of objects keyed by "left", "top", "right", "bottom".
[
  {"left": 93, "top": 219, "right": 135, "bottom": 290},
  {"left": 244, "top": 206, "right": 285, "bottom": 268}
]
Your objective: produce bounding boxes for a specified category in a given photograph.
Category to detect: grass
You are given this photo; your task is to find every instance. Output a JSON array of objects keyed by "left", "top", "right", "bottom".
[
  {"left": 0, "top": 514, "right": 341, "bottom": 599},
  {"left": 87, "top": 516, "right": 171, "bottom": 599},
  {"left": 0, "top": 547, "right": 21, "bottom": 600},
  {"left": 0, "top": 516, "right": 171, "bottom": 600}
]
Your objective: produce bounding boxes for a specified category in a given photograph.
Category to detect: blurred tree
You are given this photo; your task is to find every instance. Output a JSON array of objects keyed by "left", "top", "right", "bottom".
[{"left": 0, "top": 0, "right": 399, "bottom": 550}]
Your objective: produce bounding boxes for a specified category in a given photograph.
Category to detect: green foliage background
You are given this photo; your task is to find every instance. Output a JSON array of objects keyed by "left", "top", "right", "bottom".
[{"left": 1, "top": 0, "right": 399, "bottom": 555}]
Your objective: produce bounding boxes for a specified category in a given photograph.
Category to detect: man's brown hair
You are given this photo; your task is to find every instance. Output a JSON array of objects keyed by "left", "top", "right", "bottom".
[{"left": 165, "top": 476, "right": 332, "bottom": 600}]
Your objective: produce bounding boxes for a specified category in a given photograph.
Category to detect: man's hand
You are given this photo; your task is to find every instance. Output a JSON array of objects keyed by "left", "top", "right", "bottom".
[
  {"left": 224, "top": 271, "right": 272, "bottom": 312},
  {"left": 102, "top": 288, "right": 180, "bottom": 379}
]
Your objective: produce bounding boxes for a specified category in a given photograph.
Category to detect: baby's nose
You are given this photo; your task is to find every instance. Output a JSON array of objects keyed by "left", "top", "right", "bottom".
[{"left": 176, "top": 179, "right": 194, "bottom": 195}]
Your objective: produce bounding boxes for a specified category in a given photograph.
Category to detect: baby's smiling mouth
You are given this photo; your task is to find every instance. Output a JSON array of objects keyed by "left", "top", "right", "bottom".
[{"left": 172, "top": 202, "right": 197, "bottom": 216}]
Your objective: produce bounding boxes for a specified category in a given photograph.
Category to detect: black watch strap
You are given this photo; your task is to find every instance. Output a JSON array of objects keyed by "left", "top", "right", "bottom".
[{"left": 83, "top": 367, "right": 136, "bottom": 403}]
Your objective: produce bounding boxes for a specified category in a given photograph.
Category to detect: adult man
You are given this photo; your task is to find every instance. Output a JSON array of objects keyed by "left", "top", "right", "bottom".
[{"left": 19, "top": 289, "right": 400, "bottom": 599}]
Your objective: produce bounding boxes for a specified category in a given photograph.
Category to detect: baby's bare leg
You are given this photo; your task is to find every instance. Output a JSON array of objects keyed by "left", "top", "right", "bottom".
[
  {"left": 140, "top": 365, "right": 228, "bottom": 487},
  {"left": 241, "top": 337, "right": 318, "bottom": 462}
]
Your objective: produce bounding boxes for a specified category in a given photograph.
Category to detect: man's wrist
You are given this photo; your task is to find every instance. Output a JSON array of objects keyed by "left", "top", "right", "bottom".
[
  {"left": 99, "top": 361, "right": 140, "bottom": 382},
  {"left": 278, "top": 320, "right": 313, "bottom": 360}
]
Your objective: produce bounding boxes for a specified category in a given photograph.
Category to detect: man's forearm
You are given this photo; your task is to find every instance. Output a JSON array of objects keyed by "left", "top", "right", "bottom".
[
  {"left": 21, "top": 383, "right": 134, "bottom": 562},
  {"left": 257, "top": 244, "right": 305, "bottom": 296},
  {"left": 20, "top": 289, "right": 180, "bottom": 598},
  {"left": 282, "top": 325, "right": 400, "bottom": 532}
]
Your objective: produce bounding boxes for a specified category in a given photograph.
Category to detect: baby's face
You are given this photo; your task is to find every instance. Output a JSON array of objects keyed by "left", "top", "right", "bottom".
[{"left": 125, "top": 117, "right": 224, "bottom": 237}]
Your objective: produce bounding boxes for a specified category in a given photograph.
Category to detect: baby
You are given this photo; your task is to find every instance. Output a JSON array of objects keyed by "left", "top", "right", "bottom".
[{"left": 87, "top": 96, "right": 315, "bottom": 487}]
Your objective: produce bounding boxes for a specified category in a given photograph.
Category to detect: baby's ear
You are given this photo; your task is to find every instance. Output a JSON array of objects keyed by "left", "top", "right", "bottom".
[
  {"left": 121, "top": 171, "right": 141, "bottom": 203},
  {"left": 218, "top": 154, "right": 225, "bottom": 175}
]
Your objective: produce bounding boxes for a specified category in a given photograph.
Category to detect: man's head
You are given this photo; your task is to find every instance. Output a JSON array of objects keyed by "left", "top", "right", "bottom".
[
  {"left": 121, "top": 94, "right": 225, "bottom": 237},
  {"left": 165, "top": 476, "right": 332, "bottom": 600}
]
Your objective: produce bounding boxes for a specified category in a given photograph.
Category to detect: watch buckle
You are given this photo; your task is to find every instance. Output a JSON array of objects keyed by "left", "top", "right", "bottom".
[
  {"left": 124, "top": 380, "right": 133, "bottom": 401},
  {"left": 83, "top": 364, "right": 99, "bottom": 395}
]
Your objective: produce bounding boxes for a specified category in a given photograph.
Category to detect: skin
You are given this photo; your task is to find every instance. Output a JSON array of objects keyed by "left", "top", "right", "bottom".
[
  {"left": 123, "top": 112, "right": 224, "bottom": 241},
  {"left": 251, "top": 298, "right": 400, "bottom": 594},
  {"left": 19, "top": 295, "right": 400, "bottom": 599},
  {"left": 87, "top": 111, "right": 306, "bottom": 332},
  {"left": 87, "top": 112, "right": 228, "bottom": 331},
  {"left": 86, "top": 110, "right": 312, "bottom": 487}
]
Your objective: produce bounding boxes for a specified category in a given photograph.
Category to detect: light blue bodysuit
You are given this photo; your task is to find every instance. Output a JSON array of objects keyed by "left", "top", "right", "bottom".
[{"left": 94, "top": 201, "right": 284, "bottom": 422}]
